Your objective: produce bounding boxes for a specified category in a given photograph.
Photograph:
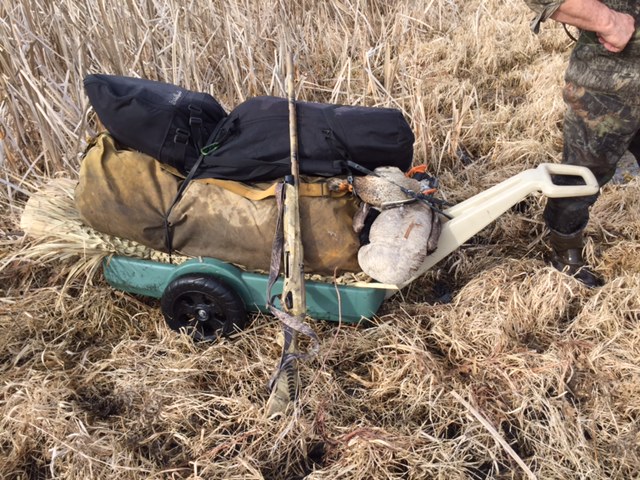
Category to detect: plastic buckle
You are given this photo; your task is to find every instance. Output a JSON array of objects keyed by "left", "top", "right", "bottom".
[
  {"left": 200, "top": 142, "right": 220, "bottom": 156},
  {"left": 174, "top": 128, "right": 189, "bottom": 144},
  {"left": 380, "top": 198, "right": 416, "bottom": 210},
  {"left": 188, "top": 104, "right": 203, "bottom": 126}
]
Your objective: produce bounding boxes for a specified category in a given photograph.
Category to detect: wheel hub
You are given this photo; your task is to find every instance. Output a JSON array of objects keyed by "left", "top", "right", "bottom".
[{"left": 195, "top": 307, "right": 210, "bottom": 322}]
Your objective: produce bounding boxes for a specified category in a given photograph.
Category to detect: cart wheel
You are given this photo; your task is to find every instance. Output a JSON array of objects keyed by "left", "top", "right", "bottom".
[{"left": 161, "top": 275, "right": 247, "bottom": 341}]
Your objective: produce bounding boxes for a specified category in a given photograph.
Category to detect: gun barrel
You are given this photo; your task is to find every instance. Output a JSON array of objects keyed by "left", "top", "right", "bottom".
[{"left": 286, "top": 53, "right": 300, "bottom": 184}]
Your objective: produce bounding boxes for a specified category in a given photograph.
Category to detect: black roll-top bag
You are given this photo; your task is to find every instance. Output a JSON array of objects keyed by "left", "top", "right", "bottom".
[
  {"left": 84, "top": 76, "right": 414, "bottom": 182},
  {"left": 193, "top": 96, "right": 415, "bottom": 182},
  {"left": 83, "top": 74, "right": 227, "bottom": 171}
]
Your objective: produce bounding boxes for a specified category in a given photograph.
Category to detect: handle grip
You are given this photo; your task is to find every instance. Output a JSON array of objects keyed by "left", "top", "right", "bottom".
[{"left": 536, "top": 163, "right": 599, "bottom": 198}]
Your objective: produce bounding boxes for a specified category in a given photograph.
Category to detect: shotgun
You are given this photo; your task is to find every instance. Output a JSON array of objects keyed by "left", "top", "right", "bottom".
[{"left": 265, "top": 52, "right": 317, "bottom": 417}]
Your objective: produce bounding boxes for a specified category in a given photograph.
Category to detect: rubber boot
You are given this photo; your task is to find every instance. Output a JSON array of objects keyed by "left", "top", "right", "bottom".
[{"left": 549, "top": 229, "right": 603, "bottom": 288}]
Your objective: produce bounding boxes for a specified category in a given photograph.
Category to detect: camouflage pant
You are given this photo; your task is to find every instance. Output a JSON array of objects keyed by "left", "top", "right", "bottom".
[{"left": 544, "top": 29, "right": 640, "bottom": 235}]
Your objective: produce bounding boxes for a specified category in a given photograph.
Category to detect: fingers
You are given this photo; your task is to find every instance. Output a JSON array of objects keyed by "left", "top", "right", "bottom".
[
  {"left": 597, "top": 34, "right": 624, "bottom": 53},
  {"left": 597, "top": 12, "right": 635, "bottom": 53}
]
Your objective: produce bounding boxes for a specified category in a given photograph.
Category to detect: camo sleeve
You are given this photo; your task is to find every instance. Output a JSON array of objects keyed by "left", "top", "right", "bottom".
[{"left": 523, "top": 0, "right": 565, "bottom": 33}]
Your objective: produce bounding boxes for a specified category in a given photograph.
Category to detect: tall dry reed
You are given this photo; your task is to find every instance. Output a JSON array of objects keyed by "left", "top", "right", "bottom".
[{"left": 2, "top": 1, "right": 640, "bottom": 479}]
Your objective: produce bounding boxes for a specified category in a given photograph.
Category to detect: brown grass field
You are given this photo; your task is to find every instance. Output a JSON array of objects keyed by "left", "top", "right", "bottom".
[{"left": 2, "top": 0, "right": 640, "bottom": 478}]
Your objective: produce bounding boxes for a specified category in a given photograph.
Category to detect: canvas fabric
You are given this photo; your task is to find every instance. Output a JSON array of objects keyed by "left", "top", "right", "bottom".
[{"left": 75, "top": 134, "right": 361, "bottom": 275}]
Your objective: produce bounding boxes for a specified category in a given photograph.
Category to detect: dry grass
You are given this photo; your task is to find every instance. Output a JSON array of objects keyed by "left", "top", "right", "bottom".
[{"left": 2, "top": 0, "right": 640, "bottom": 478}]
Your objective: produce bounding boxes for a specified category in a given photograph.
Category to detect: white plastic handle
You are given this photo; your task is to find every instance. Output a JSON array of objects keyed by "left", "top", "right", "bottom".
[
  {"left": 536, "top": 163, "right": 599, "bottom": 198},
  {"left": 387, "top": 163, "right": 600, "bottom": 289}
]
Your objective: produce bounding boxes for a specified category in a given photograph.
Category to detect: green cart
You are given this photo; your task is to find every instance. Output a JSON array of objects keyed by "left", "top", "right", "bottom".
[{"left": 103, "top": 164, "right": 598, "bottom": 340}]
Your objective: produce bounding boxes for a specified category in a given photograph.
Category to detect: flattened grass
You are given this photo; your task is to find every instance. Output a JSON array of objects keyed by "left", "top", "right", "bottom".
[{"left": 2, "top": 0, "right": 640, "bottom": 478}]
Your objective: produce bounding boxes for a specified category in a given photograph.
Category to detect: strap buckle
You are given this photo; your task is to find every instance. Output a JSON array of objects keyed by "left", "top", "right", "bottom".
[
  {"left": 173, "top": 128, "right": 189, "bottom": 144},
  {"left": 188, "top": 104, "right": 202, "bottom": 114},
  {"left": 188, "top": 104, "right": 203, "bottom": 126}
]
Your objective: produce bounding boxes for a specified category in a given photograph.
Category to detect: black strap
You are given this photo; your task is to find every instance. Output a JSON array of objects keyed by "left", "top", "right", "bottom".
[
  {"left": 320, "top": 105, "right": 358, "bottom": 177},
  {"left": 188, "top": 103, "right": 204, "bottom": 150},
  {"left": 171, "top": 128, "right": 189, "bottom": 171},
  {"left": 345, "top": 159, "right": 373, "bottom": 176},
  {"left": 163, "top": 122, "right": 236, "bottom": 260},
  {"left": 323, "top": 129, "right": 350, "bottom": 160},
  {"left": 266, "top": 182, "right": 286, "bottom": 305},
  {"left": 562, "top": 23, "right": 579, "bottom": 43},
  {"left": 346, "top": 159, "right": 453, "bottom": 216},
  {"left": 169, "top": 101, "right": 204, "bottom": 171},
  {"left": 163, "top": 152, "right": 207, "bottom": 261}
]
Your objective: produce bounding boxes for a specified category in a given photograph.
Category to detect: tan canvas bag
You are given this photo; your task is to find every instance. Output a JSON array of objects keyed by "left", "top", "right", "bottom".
[{"left": 75, "top": 134, "right": 361, "bottom": 275}]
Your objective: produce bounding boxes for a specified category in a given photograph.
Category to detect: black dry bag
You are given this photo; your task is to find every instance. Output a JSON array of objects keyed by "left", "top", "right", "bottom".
[
  {"left": 83, "top": 74, "right": 227, "bottom": 171},
  {"left": 190, "top": 96, "right": 415, "bottom": 182}
]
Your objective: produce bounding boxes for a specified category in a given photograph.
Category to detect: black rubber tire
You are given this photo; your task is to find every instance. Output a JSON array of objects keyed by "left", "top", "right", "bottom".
[{"left": 160, "top": 275, "right": 247, "bottom": 341}]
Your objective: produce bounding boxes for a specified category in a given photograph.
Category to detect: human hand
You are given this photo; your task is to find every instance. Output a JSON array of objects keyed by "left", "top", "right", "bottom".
[{"left": 597, "top": 11, "right": 635, "bottom": 52}]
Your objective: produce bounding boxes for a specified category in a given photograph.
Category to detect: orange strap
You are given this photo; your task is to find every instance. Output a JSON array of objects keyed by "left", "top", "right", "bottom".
[
  {"left": 406, "top": 164, "right": 428, "bottom": 177},
  {"left": 406, "top": 164, "right": 438, "bottom": 194},
  {"left": 160, "top": 163, "right": 346, "bottom": 200}
]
